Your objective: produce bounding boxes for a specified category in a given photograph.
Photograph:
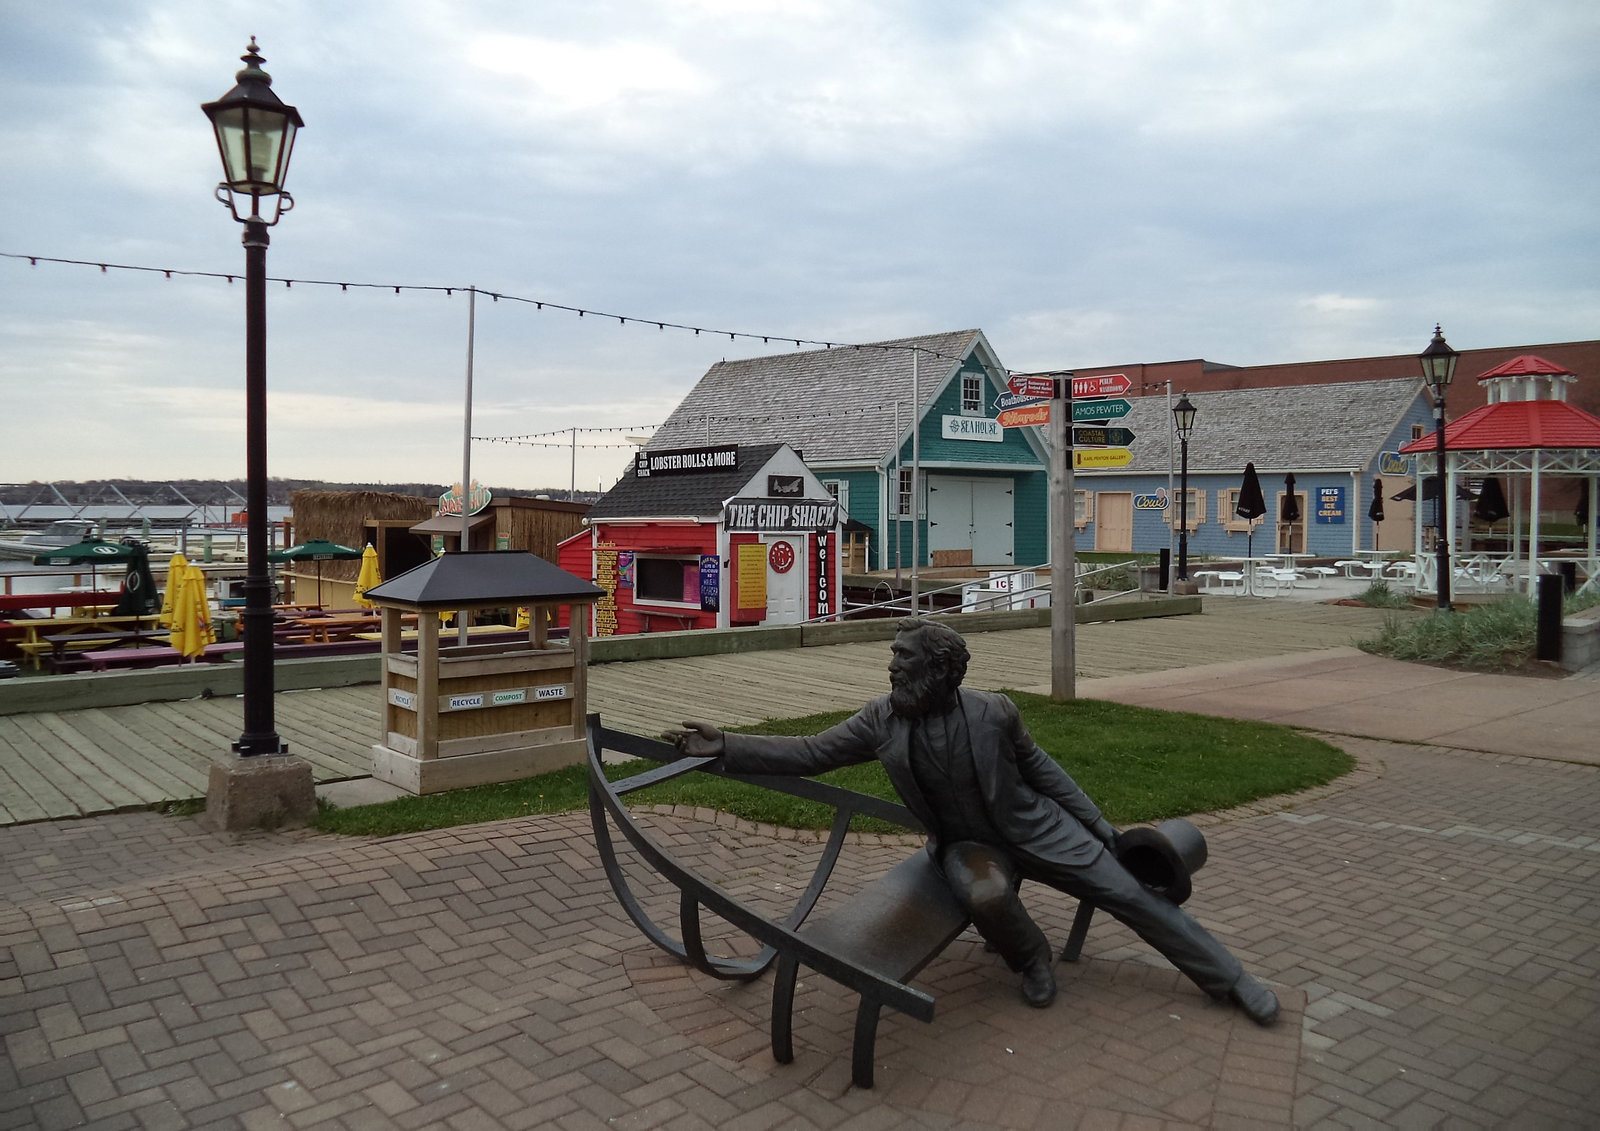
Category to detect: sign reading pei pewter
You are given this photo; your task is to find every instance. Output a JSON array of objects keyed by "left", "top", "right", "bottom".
[
  {"left": 767, "top": 474, "right": 804, "bottom": 497},
  {"left": 724, "top": 497, "right": 839, "bottom": 533},
  {"left": 635, "top": 444, "right": 739, "bottom": 477}
]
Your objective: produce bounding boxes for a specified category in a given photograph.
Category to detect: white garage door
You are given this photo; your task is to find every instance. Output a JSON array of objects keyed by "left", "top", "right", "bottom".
[{"left": 928, "top": 476, "right": 1015, "bottom": 566}]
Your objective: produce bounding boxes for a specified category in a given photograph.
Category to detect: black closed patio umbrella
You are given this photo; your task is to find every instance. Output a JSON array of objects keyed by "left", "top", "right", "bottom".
[
  {"left": 1369, "top": 479, "right": 1385, "bottom": 548},
  {"left": 1475, "top": 477, "right": 1510, "bottom": 525},
  {"left": 1236, "top": 463, "right": 1268, "bottom": 563}
]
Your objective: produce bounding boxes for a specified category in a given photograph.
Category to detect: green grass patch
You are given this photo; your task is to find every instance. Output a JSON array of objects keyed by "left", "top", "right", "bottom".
[
  {"left": 313, "top": 696, "right": 1351, "bottom": 837},
  {"left": 1354, "top": 580, "right": 1414, "bottom": 608},
  {"left": 1359, "top": 596, "right": 1538, "bottom": 670}
]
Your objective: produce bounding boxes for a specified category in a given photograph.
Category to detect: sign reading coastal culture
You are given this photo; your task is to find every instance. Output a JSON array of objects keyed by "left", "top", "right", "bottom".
[
  {"left": 635, "top": 444, "right": 740, "bottom": 477},
  {"left": 438, "top": 480, "right": 491, "bottom": 516},
  {"left": 766, "top": 474, "right": 804, "bottom": 497},
  {"left": 1071, "top": 398, "right": 1133, "bottom": 423},
  {"left": 941, "top": 415, "right": 1004, "bottom": 442},
  {"left": 998, "top": 403, "right": 1050, "bottom": 429},
  {"left": 1071, "top": 373, "right": 1132, "bottom": 398},
  {"left": 1073, "top": 447, "right": 1134, "bottom": 469},
  {"left": 1378, "top": 451, "right": 1411, "bottom": 476},
  {"left": 1134, "top": 489, "right": 1169, "bottom": 510},
  {"left": 1316, "top": 487, "right": 1346, "bottom": 524},
  {"left": 724, "top": 497, "right": 840, "bottom": 533},
  {"left": 1073, "top": 425, "right": 1135, "bottom": 447}
]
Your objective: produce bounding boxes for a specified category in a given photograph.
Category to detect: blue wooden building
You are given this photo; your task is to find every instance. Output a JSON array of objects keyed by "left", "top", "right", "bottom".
[
  {"left": 1071, "top": 378, "right": 1436, "bottom": 559},
  {"left": 648, "top": 330, "right": 1050, "bottom": 571}
]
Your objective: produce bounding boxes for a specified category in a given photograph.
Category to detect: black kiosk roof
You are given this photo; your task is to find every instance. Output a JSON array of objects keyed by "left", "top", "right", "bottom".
[{"left": 364, "top": 551, "right": 603, "bottom": 610}]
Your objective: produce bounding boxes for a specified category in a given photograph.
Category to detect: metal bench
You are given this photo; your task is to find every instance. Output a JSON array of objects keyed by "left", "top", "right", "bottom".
[{"left": 587, "top": 717, "right": 1099, "bottom": 1088}]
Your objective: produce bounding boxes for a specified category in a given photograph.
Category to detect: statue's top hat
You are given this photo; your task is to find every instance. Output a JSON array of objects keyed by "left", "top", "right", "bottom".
[{"left": 1113, "top": 818, "right": 1208, "bottom": 905}]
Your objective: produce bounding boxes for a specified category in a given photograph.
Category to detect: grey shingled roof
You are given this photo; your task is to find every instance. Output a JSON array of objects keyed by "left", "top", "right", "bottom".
[
  {"left": 588, "top": 442, "right": 786, "bottom": 521},
  {"left": 649, "top": 331, "right": 987, "bottom": 465},
  {"left": 1090, "top": 378, "right": 1425, "bottom": 474}
]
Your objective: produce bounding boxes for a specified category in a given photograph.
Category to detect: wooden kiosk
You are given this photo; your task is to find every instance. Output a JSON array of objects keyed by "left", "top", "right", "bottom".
[{"left": 365, "top": 551, "right": 603, "bottom": 795}]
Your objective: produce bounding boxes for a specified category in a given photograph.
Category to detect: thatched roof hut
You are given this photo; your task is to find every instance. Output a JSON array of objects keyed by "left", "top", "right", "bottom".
[{"left": 290, "top": 489, "right": 434, "bottom": 582}]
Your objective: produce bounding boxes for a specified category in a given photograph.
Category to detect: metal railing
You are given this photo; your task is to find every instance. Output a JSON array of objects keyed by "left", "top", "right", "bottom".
[{"left": 828, "top": 561, "right": 1142, "bottom": 625}]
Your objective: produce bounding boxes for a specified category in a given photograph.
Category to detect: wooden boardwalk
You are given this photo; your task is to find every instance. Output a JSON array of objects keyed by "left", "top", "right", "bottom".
[{"left": 0, "top": 599, "right": 1398, "bottom": 825}]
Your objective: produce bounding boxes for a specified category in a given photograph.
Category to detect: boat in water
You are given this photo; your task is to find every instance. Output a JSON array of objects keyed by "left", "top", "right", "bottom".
[{"left": 0, "top": 520, "right": 95, "bottom": 561}]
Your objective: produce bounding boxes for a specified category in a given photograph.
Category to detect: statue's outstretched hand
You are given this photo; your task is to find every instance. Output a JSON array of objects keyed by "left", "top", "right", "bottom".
[{"left": 664, "top": 720, "right": 725, "bottom": 758}]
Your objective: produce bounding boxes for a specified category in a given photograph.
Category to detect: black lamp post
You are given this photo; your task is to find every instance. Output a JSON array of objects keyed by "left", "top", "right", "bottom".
[
  {"left": 1419, "top": 325, "right": 1459, "bottom": 612},
  {"left": 1173, "top": 394, "right": 1197, "bottom": 580},
  {"left": 203, "top": 39, "right": 303, "bottom": 755}
]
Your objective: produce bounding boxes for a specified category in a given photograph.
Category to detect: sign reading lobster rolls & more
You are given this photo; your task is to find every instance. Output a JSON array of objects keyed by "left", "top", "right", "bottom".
[{"left": 635, "top": 445, "right": 739, "bottom": 477}]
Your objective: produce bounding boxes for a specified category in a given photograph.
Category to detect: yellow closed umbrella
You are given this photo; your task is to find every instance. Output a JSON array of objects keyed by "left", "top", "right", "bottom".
[
  {"left": 169, "top": 564, "right": 216, "bottom": 660},
  {"left": 159, "top": 552, "right": 189, "bottom": 628},
  {"left": 353, "top": 545, "right": 381, "bottom": 608}
]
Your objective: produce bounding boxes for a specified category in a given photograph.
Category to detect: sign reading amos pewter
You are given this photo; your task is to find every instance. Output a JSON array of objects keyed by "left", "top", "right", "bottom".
[
  {"left": 635, "top": 444, "right": 739, "bottom": 477},
  {"left": 724, "top": 497, "right": 839, "bottom": 533}
]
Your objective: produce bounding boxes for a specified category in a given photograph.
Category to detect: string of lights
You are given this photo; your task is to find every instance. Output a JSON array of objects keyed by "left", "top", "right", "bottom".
[
  {"left": 476, "top": 436, "right": 644, "bottom": 449},
  {"left": 486, "top": 424, "right": 659, "bottom": 441},
  {"left": 1, "top": 251, "right": 1025, "bottom": 384}
]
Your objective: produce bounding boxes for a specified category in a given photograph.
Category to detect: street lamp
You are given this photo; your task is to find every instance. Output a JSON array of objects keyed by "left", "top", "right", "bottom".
[
  {"left": 1173, "top": 394, "right": 1197, "bottom": 581},
  {"left": 1419, "top": 325, "right": 1459, "bottom": 612},
  {"left": 203, "top": 39, "right": 303, "bottom": 755}
]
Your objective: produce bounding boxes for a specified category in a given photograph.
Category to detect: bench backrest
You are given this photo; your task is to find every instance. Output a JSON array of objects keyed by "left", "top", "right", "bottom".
[{"left": 587, "top": 716, "right": 940, "bottom": 1020}]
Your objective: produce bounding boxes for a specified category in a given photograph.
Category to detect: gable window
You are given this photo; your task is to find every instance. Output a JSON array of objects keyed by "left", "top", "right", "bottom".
[
  {"left": 1411, "top": 424, "right": 1425, "bottom": 440},
  {"left": 961, "top": 373, "right": 983, "bottom": 415}
]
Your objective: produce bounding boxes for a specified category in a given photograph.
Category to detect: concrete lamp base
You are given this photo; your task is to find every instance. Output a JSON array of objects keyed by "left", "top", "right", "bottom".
[
  {"left": 1171, "top": 579, "right": 1202, "bottom": 596},
  {"left": 203, "top": 753, "right": 317, "bottom": 832}
]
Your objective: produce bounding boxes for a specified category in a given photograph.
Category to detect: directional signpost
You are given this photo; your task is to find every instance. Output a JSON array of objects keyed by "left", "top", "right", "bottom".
[
  {"left": 1009, "top": 374, "right": 1058, "bottom": 400},
  {"left": 1071, "top": 397, "right": 1132, "bottom": 422},
  {"left": 1074, "top": 447, "right": 1134, "bottom": 469},
  {"left": 999, "top": 403, "right": 1050, "bottom": 428},
  {"left": 1070, "top": 373, "right": 1132, "bottom": 398},
  {"left": 1073, "top": 425, "right": 1135, "bottom": 447}
]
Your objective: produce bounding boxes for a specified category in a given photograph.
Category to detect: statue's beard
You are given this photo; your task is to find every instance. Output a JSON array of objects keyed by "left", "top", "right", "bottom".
[{"left": 889, "top": 668, "right": 956, "bottom": 718}]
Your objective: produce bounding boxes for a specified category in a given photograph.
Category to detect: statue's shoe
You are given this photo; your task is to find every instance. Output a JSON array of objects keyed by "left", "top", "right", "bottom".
[
  {"left": 1021, "top": 958, "right": 1056, "bottom": 1009},
  {"left": 1228, "top": 973, "right": 1280, "bottom": 1026}
]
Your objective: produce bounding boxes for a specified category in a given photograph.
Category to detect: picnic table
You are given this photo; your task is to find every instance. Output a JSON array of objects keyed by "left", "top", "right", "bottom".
[{"left": 10, "top": 615, "right": 162, "bottom": 669}]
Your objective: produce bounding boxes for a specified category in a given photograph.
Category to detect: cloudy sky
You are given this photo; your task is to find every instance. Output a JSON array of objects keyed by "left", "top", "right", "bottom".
[{"left": 2, "top": 1, "right": 1596, "bottom": 492}]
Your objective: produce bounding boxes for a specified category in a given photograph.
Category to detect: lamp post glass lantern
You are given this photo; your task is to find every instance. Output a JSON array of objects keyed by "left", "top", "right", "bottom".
[
  {"left": 1173, "top": 394, "right": 1197, "bottom": 580},
  {"left": 1419, "top": 325, "right": 1458, "bottom": 612},
  {"left": 203, "top": 39, "right": 302, "bottom": 756}
]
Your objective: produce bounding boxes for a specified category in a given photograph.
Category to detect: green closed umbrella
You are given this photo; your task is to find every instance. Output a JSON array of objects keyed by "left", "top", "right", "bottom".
[{"left": 267, "top": 539, "right": 365, "bottom": 609}]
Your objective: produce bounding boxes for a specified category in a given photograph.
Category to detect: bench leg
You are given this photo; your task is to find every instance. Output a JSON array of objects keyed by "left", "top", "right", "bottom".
[
  {"left": 1060, "top": 900, "right": 1096, "bottom": 963},
  {"left": 852, "top": 999, "right": 883, "bottom": 1089},
  {"left": 770, "top": 953, "right": 800, "bottom": 1065}
]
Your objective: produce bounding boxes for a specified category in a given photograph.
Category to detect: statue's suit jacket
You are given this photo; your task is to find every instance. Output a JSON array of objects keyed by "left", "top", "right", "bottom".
[{"left": 722, "top": 687, "right": 1116, "bottom": 867}]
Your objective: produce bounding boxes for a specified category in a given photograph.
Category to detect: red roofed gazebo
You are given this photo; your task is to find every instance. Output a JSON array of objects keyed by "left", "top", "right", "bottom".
[{"left": 1400, "top": 355, "right": 1599, "bottom": 595}]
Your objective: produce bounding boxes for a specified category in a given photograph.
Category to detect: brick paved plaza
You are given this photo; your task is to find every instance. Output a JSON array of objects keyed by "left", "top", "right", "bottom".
[{"left": 2, "top": 648, "right": 1598, "bottom": 1128}]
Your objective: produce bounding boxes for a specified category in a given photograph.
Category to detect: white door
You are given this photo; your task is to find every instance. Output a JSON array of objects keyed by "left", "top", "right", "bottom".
[
  {"left": 763, "top": 537, "right": 804, "bottom": 624},
  {"left": 928, "top": 476, "right": 1015, "bottom": 565}
]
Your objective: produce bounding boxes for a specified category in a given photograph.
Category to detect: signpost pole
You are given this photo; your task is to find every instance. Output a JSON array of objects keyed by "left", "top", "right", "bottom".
[
  {"left": 1050, "top": 374, "right": 1074, "bottom": 701},
  {"left": 910, "top": 350, "right": 920, "bottom": 615},
  {"left": 458, "top": 285, "right": 476, "bottom": 646}
]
